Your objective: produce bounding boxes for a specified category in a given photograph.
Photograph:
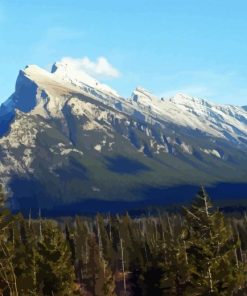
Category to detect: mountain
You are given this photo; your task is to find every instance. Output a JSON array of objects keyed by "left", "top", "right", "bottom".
[{"left": 0, "top": 61, "right": 247, "bottom": 214}]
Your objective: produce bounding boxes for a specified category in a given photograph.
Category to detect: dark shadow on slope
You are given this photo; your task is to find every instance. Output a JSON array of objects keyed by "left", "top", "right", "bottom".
[
  {"left": 8, "top": 180, "right": 247, "bottom": 217},
  {"left": 8, "top": 178, "right": 42, "bottom": 210},
  {"left": 128, "top": 129, "right": 142, "bottom": 149},
  {"left": 14, "top": 74, "right": 39, "bottom": 112},
  {"left": 133, "top": 110, "right": 146, "bottom": 122},
  {"left": 0, "top": 111, "right": 15, "bottom": 137},
  {"left": 55, "top": 158, "right": 88, "bottom": 181},
  {"left": 61, "top": 104, "right": 78, "bottom": 145},
  {"left": 105, "top": 155, "right": 150, "bottom": 174}
]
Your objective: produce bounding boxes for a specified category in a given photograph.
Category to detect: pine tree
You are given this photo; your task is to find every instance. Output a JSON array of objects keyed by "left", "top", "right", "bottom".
[
  {"left": 140, "top": 249, "right": 165, "bottom": 295},
  {"left": 96, "top": 214, "right": 115, "bottom": 267},
  {"left": 36, "top": 221, "right": 78, "bottom": 296},
  {"left": 86, "top": 235, "right": 116, "bottom": 296},
  {"left": 101, "top": 258, "right": 116, "bottom": 296},
  {"left": 65, "top": 224, "right": 76, "bottom": 265},
  {"left": 73, "top": 216, "right": 90, "bottom": 283},
  {"left": 160, "top": 215, "right": 190, "bottom": 295},
  {"left": 0, "top": 184, "right": 18, "bottom": 296},
  {"left": 12, "top": 215, "right": 41, "bottom": 295},
  {"left": 142, "top": 217, "right": 167, "bottom": 294},
  {"left": 182, "top": 186, "right": 246, "bottom": 295}
]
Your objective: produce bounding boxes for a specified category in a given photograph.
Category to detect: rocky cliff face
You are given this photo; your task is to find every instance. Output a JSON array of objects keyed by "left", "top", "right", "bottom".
[{"left": 0, "top": 62, "right": 246, "bottom": 213}]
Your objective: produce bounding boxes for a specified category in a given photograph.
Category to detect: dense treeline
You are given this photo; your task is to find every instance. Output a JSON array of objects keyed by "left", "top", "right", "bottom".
[{"left": 0, "top": 185, "right": 247, "bottom": 295}]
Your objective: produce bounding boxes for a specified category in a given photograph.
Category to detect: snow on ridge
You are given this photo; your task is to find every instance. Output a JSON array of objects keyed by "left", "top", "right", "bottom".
[
  {"left": 2, "top": 62, "right": 247, "bottom": 148},
  {"left": 51, "top": 61, "right": 119, "bottom": 97},
  {"left": 167, "top": 93, "right": 212, "bottom": 108},
  {"left": 22, "top": 64, "right": 82, "bottom": 96},
  {"left": 128, "top": 87, "right": 247, "bottom": 143},
  {"left": 60, "top": 148, "right": 84, "bottom": 156},
  {"left": 131, "top": 87, "right": 158, "bottom": 104},
  {"left": 202, "top": 148, "right": 221, "bottom": 158}
]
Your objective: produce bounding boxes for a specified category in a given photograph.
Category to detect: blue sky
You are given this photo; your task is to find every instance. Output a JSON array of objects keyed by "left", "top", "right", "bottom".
[{"left": 0, "top": 0, "right": 247, "bottom": 105}]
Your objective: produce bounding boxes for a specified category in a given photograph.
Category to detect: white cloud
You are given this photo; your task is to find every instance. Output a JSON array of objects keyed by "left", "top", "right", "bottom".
[{"left": 59, "top": 56, "right": 120, "bottom": 79}]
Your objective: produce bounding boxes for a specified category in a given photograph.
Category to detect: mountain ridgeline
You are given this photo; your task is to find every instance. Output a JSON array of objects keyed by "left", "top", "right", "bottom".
[{"left": 0, "top": 62, "right": 247, "bottom": 214}]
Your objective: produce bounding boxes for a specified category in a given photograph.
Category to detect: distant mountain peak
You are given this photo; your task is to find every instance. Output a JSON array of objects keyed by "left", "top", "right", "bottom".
[
  {"left": 51, "top": 60, "right": 98, "bottom": 86},
  {"left": 1, "top": 63, "right": 247, "bottom": 146},
  {"left": 168, "top": 93, "right": 212, "bottom": 107},
  {"left": 0, "top": 62, "right": 247, "bottom": 212},
  {"left": 23, "top": 64, "right": 52, "bottom": 79},
  {"left": 131, "top": 87, "right": 159, "bottom": 105},
  {"left": 50, "top": 60, "right": 119, "bottom": 97},
  {"left": 171, "top": 93, "right": 193, "bottom": 101}
]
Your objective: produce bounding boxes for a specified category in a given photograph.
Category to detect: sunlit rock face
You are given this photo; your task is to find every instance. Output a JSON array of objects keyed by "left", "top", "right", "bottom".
[{"left": 0, "top": 62, "right": 247, "bottom": 213}]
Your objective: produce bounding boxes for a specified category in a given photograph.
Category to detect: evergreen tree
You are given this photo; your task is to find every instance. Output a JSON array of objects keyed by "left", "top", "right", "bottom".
[
  {"left": 86, "top": 235, "right": 116, "bottom": 296},
  {"left": 36, "top": 221, "right": 78, "bottom": 296},
  {"left": 101, "top": 258, "right": 116, "bottom": 296},
  {"left": 0, "top": 185, "right": 18, "bottom": 296},
  {"left": 140, "top": 254, "right": 165, "bottom": 295},
  {"left": 65, "top": 224, "right": 76, "bottom": 265},
  {"left": 12, "top": 216, "right": 41, "bottom": 295},
  {"left": 183, "top": 187, "right": 246, "bottom": 295},
  {"left": 160, "top": 216, "right": 190, "bottom": 295},
  {"left": 73, "top": 216, "right": 90, "bottom": 283},
  {"left": 96, "top": 214, "right": 115, "bottom": 267}
]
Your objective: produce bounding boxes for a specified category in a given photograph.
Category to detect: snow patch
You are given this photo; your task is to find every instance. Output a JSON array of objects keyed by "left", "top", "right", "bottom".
[
  {"left": 92, "top": 186, "right": 100, "bottom": 192},
  {"left": 94, "top": 144, "right": 102, "bottom": 152},
  {"left": 180, "top": 142, "right": 193, "bottom": 155},
  {"left": 202, "top": 149, "right": 221, "bottom": 158},
  {"left": 60, "top": 148, "right": 84, "bottom": 156}
]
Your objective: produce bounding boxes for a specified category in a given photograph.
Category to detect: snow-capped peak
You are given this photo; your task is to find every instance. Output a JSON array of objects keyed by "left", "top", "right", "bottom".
[
  {"left": 1, "top": 61, "right": 247, "bottom": 151},
  {"left": 24, "top": 64, "right": 52, "bottom": 77},
  {"left": 51, "top": 61, "right": 119, "bottom": 97},
  {"left": 168, "top": 93, "right": 212, "bottom": 108},
  {"left": 131, "top": 87, "right": 159, "bottom": 105},
  {"left": 51, "top": 61, "right": 99, "bottom": 88},
  {"left": 169, "top": 93, "right": 194, "bottom": 102}
]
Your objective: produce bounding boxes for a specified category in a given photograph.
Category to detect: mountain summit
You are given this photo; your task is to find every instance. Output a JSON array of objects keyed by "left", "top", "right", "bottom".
[{"left": 0, "top": 63, "right": 247, "bottom": 213}]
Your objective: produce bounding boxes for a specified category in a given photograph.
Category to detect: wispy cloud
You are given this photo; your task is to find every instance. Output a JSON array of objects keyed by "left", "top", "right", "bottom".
[
  {"left": 59, "top": 56, "right": 120, "bottom": 79},
  {"left": 159, "top": 70, "right": 247, "bottom": 105},
  {"left": 30, "top": 28, "right": 120, "bottom": 80}
]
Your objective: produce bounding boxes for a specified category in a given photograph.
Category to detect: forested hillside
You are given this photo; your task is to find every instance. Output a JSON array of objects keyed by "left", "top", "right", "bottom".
[{"left": 0, "top": 185, "right": 247, "bottom": 295}]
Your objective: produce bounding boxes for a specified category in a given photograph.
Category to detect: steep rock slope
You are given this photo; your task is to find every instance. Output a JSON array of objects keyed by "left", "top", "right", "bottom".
[{"left": 0, "top": 62, "right": 246, "bottom": 212}]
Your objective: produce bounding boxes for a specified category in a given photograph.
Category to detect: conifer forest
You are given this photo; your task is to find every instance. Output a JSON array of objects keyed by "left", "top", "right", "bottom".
[{"left": 1, "top": 185, "right": 247, "bottom": 296}]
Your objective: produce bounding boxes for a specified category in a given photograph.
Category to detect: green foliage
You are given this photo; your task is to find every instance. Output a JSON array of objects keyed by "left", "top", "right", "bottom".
[
  {"left": 182, "top": 187, "right": 246, "bottom": 295},
  {"left": 86, "top": 235, "right": 116, "bottom": 296},
  {"left": 0, "top": 185, "right": 247, "bottom": 295},
  {"left": 36, "top": 221, "right": 78, "bottom": 296},
  {"left": 12, "top": 216, "right": 40, "bottom": 295},
  {"left": 0, "top": 185, "right": 18, "bottom": 296}
]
